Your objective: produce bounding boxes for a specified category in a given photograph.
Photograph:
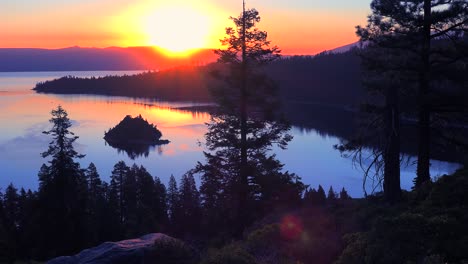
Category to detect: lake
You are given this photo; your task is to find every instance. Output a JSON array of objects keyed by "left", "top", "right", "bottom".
[{"left": 0, "top": 71, "right": 460, "bottom": 197}]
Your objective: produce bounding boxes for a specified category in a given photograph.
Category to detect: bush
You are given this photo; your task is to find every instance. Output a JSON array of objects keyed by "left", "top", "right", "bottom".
[
  {"left": 143, "top": 238, "right": 197, "bottom": 264},
  {"left": 201, "top": 243, "right": 257, "bottom": 264},
  {"left": 336, "top": 168, "right": 468, "bottom": 264}
]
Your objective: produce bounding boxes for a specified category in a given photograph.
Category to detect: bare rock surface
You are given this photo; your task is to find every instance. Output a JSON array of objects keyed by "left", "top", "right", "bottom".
[{"left": 47, "top": 233, "right": 174, "bottom": 264}]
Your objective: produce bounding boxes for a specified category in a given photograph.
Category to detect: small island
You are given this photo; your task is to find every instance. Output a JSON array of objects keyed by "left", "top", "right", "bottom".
[{"left": 104, "top": 115, "right": 169, "bottom": 159}]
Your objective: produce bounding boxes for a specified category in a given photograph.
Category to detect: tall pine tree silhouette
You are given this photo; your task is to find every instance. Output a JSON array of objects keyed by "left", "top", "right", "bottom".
[
  {"left": 193, "top": 1, "right": 300, "bottom": 235},
  {"left": 38, "top": 105, "right": 87, "bottom": 256}
]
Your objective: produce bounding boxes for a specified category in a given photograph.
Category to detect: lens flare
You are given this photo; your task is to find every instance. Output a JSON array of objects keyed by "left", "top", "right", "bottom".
[{"left": 280, "top": 215, "right": 303, "bottom": 240}]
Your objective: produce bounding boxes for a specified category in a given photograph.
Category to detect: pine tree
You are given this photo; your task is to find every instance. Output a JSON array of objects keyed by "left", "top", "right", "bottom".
[
  {"left": 197, "top": 155, "right": 232, "bottom": 235},
  {"left": 3, "top": 184, "right": 19, "bottom": 229},
  {"left": 356, "top": 0, "right": 468, "bottom": 192},
  {"left": 178, "top": 173, "right": 201, "bottom": 235},
  {"left": 327, "top": 186, "right": 337, "bottom": 202},
  {"left": 86, "top": 163, "right": 102, "bottom": 200},
  {"left": 38, "top": 105, "right": 87, "bottom": 256},
  {"left": 153, "top": 176, "right": 168, "bottom": 230},
  {"left": 195, "top": 2, "right": 294, "bottom": 234},
  {"left": 317, "top": 185, "right": 326, "bottom": 205},
  {"left": 0, "top": 189, "right": 8, "bottom": 263},
  {"left": 304, "top": 188, "right": 318, "bottom": 204},
  {"left": 37, "top": 164, "right": 51, "bottom": 192},
  {"left": 41, "top": 105, "right": 85, "bottom": 159},
  {"left": 167, "top": 174, "right": 180, "bottom": 223},
  {"left": 339, "top": 187, "right": 351, "bottom": 200},
  {"left": 17, "top": 188, "right": 37, "bottom": 260},
  {"left": 103, "top": 181, "right": 122, "bottom": 241},
  {"left": 304, "top": 185, "right": 327, "bottom": 206},
  {"left": 3, "top": 184, "right": 19, "bottom": 260},
  {"left": 134, "top": 165, "right": 157, "bottom": 234},
  {"left": 84, "top": 163, "right": 105, "bottom": 244},
  {"left": 123, "top": 164, "right": 138, "bottom": 236},
  {"left": 110, "top": 161, "right": 129, "bottom": 225}
]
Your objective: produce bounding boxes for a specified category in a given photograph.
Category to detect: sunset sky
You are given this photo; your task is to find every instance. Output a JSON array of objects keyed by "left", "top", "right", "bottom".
[{"left": 1, "top": 0, "right": 372, "bottom": 54}]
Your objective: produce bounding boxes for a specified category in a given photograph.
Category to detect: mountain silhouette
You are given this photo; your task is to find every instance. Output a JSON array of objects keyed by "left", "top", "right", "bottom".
[{"left": 0, "top": 46, "right": 217, "bottom": 72}]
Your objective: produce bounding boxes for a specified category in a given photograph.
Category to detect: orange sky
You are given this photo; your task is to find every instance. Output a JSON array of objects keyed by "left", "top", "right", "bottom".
[{"left": 1, "top": 0, "right": 371, "bottom": 54}]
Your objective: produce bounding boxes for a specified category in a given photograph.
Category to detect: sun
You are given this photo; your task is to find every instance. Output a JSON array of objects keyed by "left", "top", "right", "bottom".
[{"left": 143, "top": 6, "right": 211, "bottom": 56}]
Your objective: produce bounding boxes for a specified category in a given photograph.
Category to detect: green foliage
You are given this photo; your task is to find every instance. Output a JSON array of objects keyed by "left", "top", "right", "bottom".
[
  {"left": 336, "top": 168, "right": 468, "bottom": 264},
  {"left": 201, "top": 243, "right": 257, "bottom": 264},
  {"left": 245, "top": 224, "right": 289, "bottom": 263},
  {"left": 425, "top": 168, "right": 468, "bottom": 208},
  {"left": 144, "top": 238, "right": 197, "bottom": 264}
]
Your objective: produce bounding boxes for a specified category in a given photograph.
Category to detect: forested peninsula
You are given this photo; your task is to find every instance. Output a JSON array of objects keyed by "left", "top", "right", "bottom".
[
  {"left": 33, "top": 51, "right": 364, "bottom": 106},
  {"left": 34, "top": 66, "right": 213, "bottom": 102}
]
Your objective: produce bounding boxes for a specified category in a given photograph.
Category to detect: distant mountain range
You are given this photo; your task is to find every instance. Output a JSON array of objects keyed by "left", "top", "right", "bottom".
[
  {"left": 0, "top": 43, "right": 359, "bottom": 72},
  {"left": 329, "top": 42, "right": 363, "bottom": 53},
  {"left": 0, "top": 46, "right": 218, "bottom": 72}
]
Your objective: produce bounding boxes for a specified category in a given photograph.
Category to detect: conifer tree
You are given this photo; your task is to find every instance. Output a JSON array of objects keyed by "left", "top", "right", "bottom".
[
  {"left": 354, "top": 0, "right": 468, "bottom": 194},
  {"left": 0, "top": 189, "right": 7, "bottom": 263},
  {"left": 153, "top": 176, "right": 168, "bottom": 230},
  {"left": 38, "top": 105, "right": 87, "bottom": 256},
  {"left": 317, "top": 185, "right": 327, "bottom": 205},
  {"left": 195, "top": 1, "right": 295, "bottom": 234},
  {"left": 167, "top": 175, "right": 180, "bottom": 224},
  {"left": 327, "top": 186, "right": 337, "bottom": 201},
  {"left": 3, "top": 184, "right": 19, "bottom": 260},
  {"left": 123, "top": 164, "right": 138, "bottom": 236},
  {"left": 110, "top": 161, "right": 129, "bottom": 225},
  {"left": 3, "top": 184, "right": 19, "bottom": 229},
  {"left": 133, "top": 165, "right": 164, "bottom": 234},
  {"left": 339, "top": 187, "right": 351, "bottom": 200},
  {"left": 84, "top": 163, "right": 105, "bottom": 244},
  {"left": 178, "top": 173, "right": 201, "bottom": 235}
]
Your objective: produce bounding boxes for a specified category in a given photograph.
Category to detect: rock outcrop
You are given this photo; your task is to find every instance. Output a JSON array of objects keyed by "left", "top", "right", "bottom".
[{"left": 47, "top": 233, "right": 175, "bottom": 264}]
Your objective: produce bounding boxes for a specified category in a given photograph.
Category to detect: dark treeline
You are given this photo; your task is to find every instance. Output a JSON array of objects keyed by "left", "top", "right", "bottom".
[
  {"left": 33, "top": 51, "right": 364, "bottom": 107},
  {"left": 269, "top": 51, "right": 364, "bottom": 106},
  {"left": 34, "top": 66, "right": 213, "bottom": 102}
]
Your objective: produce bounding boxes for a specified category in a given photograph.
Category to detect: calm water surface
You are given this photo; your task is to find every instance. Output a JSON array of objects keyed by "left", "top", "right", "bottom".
[{"left": 0, "top": 71, "right": 460, "bottom": 197}]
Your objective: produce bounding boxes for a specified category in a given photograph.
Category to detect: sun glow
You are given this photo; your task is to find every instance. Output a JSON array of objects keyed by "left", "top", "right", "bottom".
[{"left": 143, "top": 5, "right": 211, "bottom": 55}]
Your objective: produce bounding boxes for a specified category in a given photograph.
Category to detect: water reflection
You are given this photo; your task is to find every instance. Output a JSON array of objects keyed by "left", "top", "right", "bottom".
[
  {"left": 0, "top": 72, "right": 461, "bottom": 198},
  {"left": 104, "top": 140, "right": 167, "bottom": 159}
]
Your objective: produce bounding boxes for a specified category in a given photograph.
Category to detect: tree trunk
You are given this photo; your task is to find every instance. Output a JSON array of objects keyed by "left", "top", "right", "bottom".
[
  {"left": 384, "top": 85, "right": 401, "bottom": 203},
  {"left": 415, "top": 0, "right": 432, "bottom": 187},
  {"left": 238, "top": 0, "right": 249, "bottom": 234}
]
